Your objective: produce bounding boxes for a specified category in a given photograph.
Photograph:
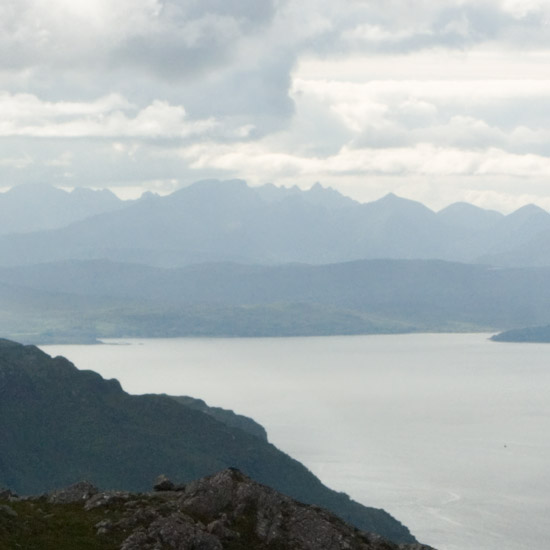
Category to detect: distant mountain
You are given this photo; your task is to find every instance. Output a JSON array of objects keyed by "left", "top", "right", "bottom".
[
  {"left": 347, "top": 193, "right": 452, "bottom": 260},
  {"left": 0, "top": 183, "right": 125, "bottom": 235},
  {"left": 0, "top": 339, "right": 416, "bottom": 543},
  {"left": 256, "top": 181, "right": 356, "bottom": 210},
  {"left": 0, "top": 179, "right": 548, "bottom": 267},
  {"left": 476, "top": 226, "right": 550, "bottom": 267},
  {"left": 437, "top": 202, "right": 504, "bottom": 232},
  {"left": 475, "top": 204, "right": 550, "bottom": 260},
  {"left": 2, "top": 259, "right": 550, "bottom": 342},
  {"left": 0, "top": 182, "right": 451, "bottom": 266}
]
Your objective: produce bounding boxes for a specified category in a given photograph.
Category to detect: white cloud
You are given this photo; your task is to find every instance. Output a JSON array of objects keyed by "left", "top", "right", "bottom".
[
  {"left": 2, "top": 0, "right": 550, "bottom": 212},
  {"left": 295, "top": 48, "right": 550, "bottom": 81},
  {"left": 0, "top": 93, "right": 218, "bottom": 138},
  {"left": 0, "top": 0, "right": 161, "bottom": 67},
  {"left": 500, "top": 0, "right": 549, "bottom": 19},
  {"left": 346, "top": 24, "right": 431, "bottom": 44},
  {"left": 180, "top": 141, "right": 550, "bottom": 180},
  {"left": 476, "top": 148, "right": 550, "bottom": 176},
  {"left": 45, "top": 151, "right": 73, "bottom": 167},
  {"left": 289, "top": 73, "right": 550, "bottom": 154},
  {"left": 0, "top": 155, "right": 34, "bottom": 169},
  {"left": 173, "top": 138, "right": 550, "bottom": 212},
  {"left": 0, "top": 92, "right": 132, "bottom": 120}
]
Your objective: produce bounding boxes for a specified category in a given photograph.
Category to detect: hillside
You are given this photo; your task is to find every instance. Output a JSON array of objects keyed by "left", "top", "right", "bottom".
[
  {"left": 0, "top": 339, "right": 416, "bottom": 544},
  {"left": 168, "top": 395, "right": 268, "bottom": 441}
]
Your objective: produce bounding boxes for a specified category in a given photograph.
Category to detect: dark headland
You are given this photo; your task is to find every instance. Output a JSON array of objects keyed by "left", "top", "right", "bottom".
[{"left": 491, "top": 324, "right": 550, "bottom": 343}]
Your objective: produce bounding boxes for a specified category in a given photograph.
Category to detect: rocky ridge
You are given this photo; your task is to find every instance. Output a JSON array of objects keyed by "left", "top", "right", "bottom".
[{"left": 0, "top": 469, "right": 435, "bottom": 550}]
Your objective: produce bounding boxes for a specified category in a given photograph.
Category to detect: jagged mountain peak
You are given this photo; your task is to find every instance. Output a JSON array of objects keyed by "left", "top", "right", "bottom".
[
  {"left": 180, "top": 178, "right": 248, "bottom": 193},
  {"left": 1, "top": 181, "right": 550, "bottom": 267},
  {"left": 4, "top": 182, "right": 66, "bottom": 197},
  {"left": 438, "top": 201, "right": 499, "bottom": 215},
  {"left": 371, "top": 192, "right": 434, "bottom": 212},
  {"left": 0, "top": 183, "right": 124, "bottom": 236},
  {"left": 437, "top": 201, "right": 504, "bottom": 232}
]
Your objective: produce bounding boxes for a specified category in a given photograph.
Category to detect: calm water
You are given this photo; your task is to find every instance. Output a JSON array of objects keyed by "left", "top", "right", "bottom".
[{"left": 41, "top": 334, "right": 550, "bottom": 550}]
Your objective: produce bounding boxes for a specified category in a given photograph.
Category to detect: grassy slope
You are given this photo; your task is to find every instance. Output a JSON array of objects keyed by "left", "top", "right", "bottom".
[{"left": 0, "top": 498, "right": 123, "bottom": 550}]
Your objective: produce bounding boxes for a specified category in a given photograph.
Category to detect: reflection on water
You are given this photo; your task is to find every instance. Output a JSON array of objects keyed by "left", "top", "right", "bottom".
[{"left": 42, "top": 334, "right": 550, "bottom": 550}]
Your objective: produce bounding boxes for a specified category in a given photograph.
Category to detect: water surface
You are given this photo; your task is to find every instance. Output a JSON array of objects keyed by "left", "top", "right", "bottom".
[{"left": 42, "top": 334, "right": 550, "bottom": 550}]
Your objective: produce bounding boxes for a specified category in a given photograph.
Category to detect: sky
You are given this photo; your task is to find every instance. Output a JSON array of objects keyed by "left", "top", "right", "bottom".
[{"left": 2, "top": 0, "right": 550, "bottom": 212}]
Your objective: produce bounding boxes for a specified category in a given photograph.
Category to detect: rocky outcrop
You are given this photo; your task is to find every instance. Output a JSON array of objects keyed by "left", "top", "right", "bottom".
[
  {"left": 0, "top": 504, "right": 18, "bottom": 518},
  {"left": 0, "top": 469, "right": 436, "bottom": 550},
  {"left": 0, "top": 488, "right": 16, "bottom": 500},
  {"left": 47, "top": 481, "right": 98, "bottom": 504}
]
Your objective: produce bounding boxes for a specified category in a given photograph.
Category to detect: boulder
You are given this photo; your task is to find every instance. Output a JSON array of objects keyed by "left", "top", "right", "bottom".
[{"left": 47, "top": 481, "right": 98, "bottom": 504}]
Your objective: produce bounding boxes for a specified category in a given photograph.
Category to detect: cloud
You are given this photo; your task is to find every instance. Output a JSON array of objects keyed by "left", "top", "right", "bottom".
[
  {"left": 1, "top": 0, "right": 550, "bottom": 212},
  {"left": 0, "top": 92, "right": 132, "bottom": 119},
  {"left": 45, "top": 151, "right": 73, "bottom": 167},
  {"left": 338, "top": 0, "right": 550, "bottom": 52},
  {"left": 0, "top": 155, "right": 34, "bottom": 169},
  {"left": 289, "top": 71, "right": 550, "bottom": 155},
  {"left": 0, "top": 0, "right": 159, "bottom": 69},
  {"left": 0, "top": 0, "right": 278, "bottom": 77},
  {"left": 179, "top": 140, "right": 550, "bottom": 180},
  {"left": 0, "top": 92, "right": 220, "bottom": 138},
  {"left": 500, "top": 0, "right": 549, "bottom": 19},
  {"left": 113, "top": 12, "right": 243, "bottom": 80}
]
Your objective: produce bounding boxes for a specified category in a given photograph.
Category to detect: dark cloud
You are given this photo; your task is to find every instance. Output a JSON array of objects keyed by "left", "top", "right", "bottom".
[
  {"left": 114, "top": 30, "right": 235, "bottom": 81},
  {"left": 112, "top": 0, "right": 277, "bottom": 80},
  {"left": 177, "top": 0, "right": 276, "bottom": 27}
]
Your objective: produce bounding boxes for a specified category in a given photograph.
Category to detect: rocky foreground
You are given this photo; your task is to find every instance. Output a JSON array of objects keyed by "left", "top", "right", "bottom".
[{"left": 0, "top": 468, "right": 435, "bottom": 550}]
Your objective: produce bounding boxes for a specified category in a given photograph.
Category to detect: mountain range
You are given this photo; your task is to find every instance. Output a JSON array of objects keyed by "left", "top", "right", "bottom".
[
  {"left": 1, "top": 180, "right": 550, "bottom": 342},
  {"left": 1, "top": 180, "right": 550, "bottom": 268},
  {"left": 0, "top": 182, "right": 124, "bottom": 236}
]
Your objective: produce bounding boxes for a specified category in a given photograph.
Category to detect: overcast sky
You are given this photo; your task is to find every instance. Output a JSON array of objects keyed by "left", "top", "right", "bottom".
[{"left": 2, "top": 0, "right": 550, "bottom": 212}]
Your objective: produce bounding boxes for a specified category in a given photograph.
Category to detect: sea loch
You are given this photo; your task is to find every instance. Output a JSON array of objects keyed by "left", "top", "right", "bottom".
[{"left": 42, "top": 333, "right": 550, "bottom": 550}]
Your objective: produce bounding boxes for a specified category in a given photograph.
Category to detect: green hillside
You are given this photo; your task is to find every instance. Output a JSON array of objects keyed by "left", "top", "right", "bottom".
[{"left": 0, "top": 339, "right": 415, "bottom": 544}]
